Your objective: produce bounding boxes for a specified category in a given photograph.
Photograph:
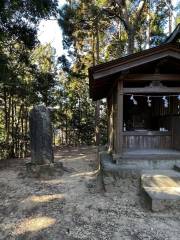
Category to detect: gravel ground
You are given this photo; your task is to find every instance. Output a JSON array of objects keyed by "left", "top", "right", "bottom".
[{"left": 0, "top": 146, "right": 179, "bottom": 240}]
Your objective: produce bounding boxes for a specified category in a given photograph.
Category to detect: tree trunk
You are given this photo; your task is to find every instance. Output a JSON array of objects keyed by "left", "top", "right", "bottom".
[
  {"left": 21, "top": 107, "right": 24, "bottom": 158},
  {"left": 95, "top": 21, "right": 100, "bottom": 146},
  {"left": 4, "top": 89, "right": 8, "bottom": 131},
  {"left": 95, "top": 101, "right": 100, "bottom": 145},
  {"left": 127, "top": 27, "right": 135, "bottom": 54},
  {"left": 168, "top": 0, "right": 172, "bottom": 34},
  {"left": 5, "top": 96, "right": 11, "bottom": 146},
  {"left": 146, "top": 1, "right": 151, "bottom": 49},
  {"left": 65, "top": 105, "right": 68, "bottom": 145},
  {"left": 24, "top": 106, "right": 28, "bottom": 157}
]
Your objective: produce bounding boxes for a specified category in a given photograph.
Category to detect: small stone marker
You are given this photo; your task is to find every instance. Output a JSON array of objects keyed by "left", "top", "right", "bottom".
[{"left": 26, "top": 105, "right": 63, "bottom": 178}]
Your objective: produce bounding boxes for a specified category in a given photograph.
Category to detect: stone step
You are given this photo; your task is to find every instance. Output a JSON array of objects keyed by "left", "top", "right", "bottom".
[
  {"left": 141, "top": 170, "right": 180, "bottom": 211},
  {"left": 117, "top": 158, "right": 180, "bottom": 170}
]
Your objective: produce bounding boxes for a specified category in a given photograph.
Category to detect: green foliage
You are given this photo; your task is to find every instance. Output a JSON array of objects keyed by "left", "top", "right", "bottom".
[
  {"left": 0, "top": 0, "right": 58, "bottom": 159},
  {"left": 1, "top": 0, "right": 180, "bottom": 157},
  {"left": 57, "top": 0, "right": 179, "bottom": 147},
  {"left": 31, "top": 44, "right": 57, "bottom": 106},
  {"left": 176, "top": 2, "right": 180, "bottom": 25}
]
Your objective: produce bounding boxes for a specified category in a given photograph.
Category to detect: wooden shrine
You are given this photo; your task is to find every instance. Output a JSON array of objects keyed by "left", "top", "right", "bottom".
[{"left": 89, "top": 24, "right": 180, "bottom": 162}]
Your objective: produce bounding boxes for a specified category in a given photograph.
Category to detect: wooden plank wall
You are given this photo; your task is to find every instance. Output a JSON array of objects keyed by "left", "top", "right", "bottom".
[
  {"left": 123, "top": 134, "right": 172, "bottom": 150},
  {"left": 108, "top": 94, "right": 180, "bottom": 152}
]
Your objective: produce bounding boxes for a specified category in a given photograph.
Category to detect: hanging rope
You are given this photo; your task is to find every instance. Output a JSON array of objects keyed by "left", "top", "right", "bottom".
[
  {"left": 125, "top": 94, "right": 180, "bottom": 98},
  {"left": 127, "top": 94, "right": 180, "bottom": 107}
]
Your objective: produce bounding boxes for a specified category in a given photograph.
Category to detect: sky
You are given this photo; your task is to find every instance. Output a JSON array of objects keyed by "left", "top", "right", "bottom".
[
  {"left": 38, "top": 0, "right": 179, "bottom": 57},
  {"left": 38, "top": 0, "right": 66, "bottom": 56}
]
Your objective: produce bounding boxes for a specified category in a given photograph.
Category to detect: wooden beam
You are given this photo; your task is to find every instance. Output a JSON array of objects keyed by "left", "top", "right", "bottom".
[
  {"left": 124, "top": 87, "right": 180, "bottom": 94},
  {"left": 125, "top": 74, "right": 180, "bottom": 81}
]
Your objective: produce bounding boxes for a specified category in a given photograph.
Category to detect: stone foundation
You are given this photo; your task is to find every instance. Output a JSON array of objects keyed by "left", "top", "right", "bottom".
[{"left": 26, "top": 162, "right": 64, "bottom": 179}]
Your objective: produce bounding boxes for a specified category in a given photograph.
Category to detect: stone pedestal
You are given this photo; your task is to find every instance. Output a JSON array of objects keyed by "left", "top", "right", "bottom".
[{"left": 26, "top": 162, "right": 64, "bottom": 179}]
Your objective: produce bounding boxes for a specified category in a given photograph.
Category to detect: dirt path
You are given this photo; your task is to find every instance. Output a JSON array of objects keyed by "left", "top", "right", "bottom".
[{"left": 0, "top": 146, "right": 179, "bottom": 240}]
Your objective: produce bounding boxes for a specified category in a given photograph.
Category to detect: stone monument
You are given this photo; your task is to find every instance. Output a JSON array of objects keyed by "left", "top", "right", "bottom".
[
  {"left": 27, "top": 105, "right": 63, "bottom": 178},
  {"left": 30, "top": 105, "right": 54, "bottom": 164}
]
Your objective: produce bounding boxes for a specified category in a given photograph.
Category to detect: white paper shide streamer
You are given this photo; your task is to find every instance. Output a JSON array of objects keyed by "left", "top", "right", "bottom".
[{"left": 130, "top": 95, "right": 138, "bottom": 105}]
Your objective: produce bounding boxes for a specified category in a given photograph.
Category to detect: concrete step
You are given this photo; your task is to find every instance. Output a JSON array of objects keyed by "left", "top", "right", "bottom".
[
  {"left": 141, "top": 170, "right": 180, "bottom": 211},
  {"left": 117, "top": 158, "right": 180, "bottom": 170}
]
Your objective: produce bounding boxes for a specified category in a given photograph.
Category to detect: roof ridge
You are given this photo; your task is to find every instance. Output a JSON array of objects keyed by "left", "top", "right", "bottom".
[
  {"left": 165, "top": 23, "right": 180, "bottom": 43},
  {"left": 90, "top": 43, "right": 179, "bottom": 72}
]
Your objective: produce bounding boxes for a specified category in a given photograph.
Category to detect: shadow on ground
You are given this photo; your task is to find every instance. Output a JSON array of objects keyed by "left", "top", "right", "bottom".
[{"left": 0, "top": 146, "right": 179, "bottom": 240}]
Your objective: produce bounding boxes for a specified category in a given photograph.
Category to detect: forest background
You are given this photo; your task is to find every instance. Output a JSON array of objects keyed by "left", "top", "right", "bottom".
[{"left": 0, "top": 0, "right": 180, "bottom": 159}]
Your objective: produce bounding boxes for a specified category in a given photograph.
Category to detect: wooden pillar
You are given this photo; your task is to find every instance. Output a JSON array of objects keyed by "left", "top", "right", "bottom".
[
  {"left": 107, "top": 95, "right": 113, "bottom": 152},
  {"left": 116, "top": 80, "right": 123, "bottom": 157},
  {"left": 95, "top": 100, "right": 100, "bottom": 146}
]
